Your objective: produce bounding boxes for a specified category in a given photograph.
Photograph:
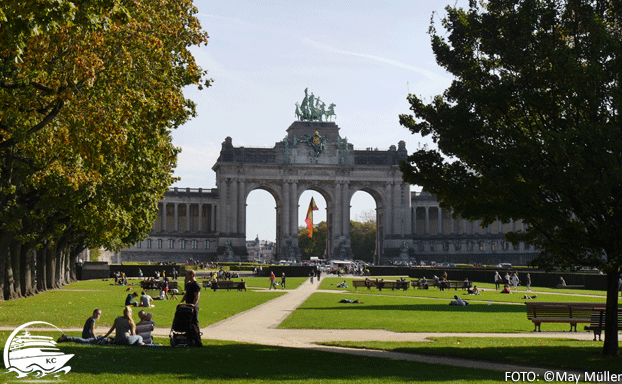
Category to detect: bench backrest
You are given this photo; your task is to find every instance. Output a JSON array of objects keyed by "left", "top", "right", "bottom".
[
  {"left": 589, "top": 308, "right": 622, "bottom": 327},
  {"left": 526, "top": 302, "right": 604, "bottom": 319}
]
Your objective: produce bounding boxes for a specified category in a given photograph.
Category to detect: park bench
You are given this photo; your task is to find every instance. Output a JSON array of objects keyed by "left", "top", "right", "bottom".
[
  {"left": 525, "top": 302, "right": 604, "bottom": 332},
  {"left": 141, "top": 279, "right": 178, "bottom": 291},
  {"left": 207, "top": 280, "right": 246, "bottom": 291},
  {"left": 352, "top": 280, "right": 408, "bottom": 290},
  {"left": 556, "top": 284, "right": 585, "bottom": 289},
  {"left": 411, "top": 280, "right": 430, "bottom": 289},
  {"left": 432, "top": 280, "right": 472, "bottom": 291},
  {"left": 352, "top": 280, "right": 370, "bottom": 289},
  {"left": 584, "top": 307, "right": 622, "bottom": 341}
]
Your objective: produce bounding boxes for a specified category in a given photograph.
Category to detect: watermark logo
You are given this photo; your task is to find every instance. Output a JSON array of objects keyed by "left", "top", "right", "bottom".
[{"left": 3, "top": 321, "right": 73, "bottom": 378}]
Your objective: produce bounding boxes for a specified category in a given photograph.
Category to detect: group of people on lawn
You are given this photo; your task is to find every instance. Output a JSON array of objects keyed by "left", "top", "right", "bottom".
[{"left": 57, "top": 270, "right": 201, "bottom": 347}]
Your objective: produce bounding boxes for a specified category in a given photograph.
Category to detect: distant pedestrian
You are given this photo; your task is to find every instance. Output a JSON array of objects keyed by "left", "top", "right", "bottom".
[
  {"left": 309, "top": 271, "right": 315, "bottom": 284},
  {"left": 526, "top": 273, "right": 531, "bottom": 292},
  {"left": 269, "top": 271, "right": 277, "bottom": 289},
  {"left": 494, "top": 271, "right": 502, "bottom": 290},
  {"left": 281, "top": 273, "right": 286, "bottom": 290}
]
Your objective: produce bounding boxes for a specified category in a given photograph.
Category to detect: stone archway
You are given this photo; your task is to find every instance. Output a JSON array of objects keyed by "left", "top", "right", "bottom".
[{"left": 212, "top": 121, "right": 411, "bottom": 263}]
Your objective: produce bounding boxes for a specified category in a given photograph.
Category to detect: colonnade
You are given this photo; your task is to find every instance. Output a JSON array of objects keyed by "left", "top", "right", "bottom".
[
  {"left": 154, "top": 202, "right": 217, "bottom": 233},
  {"left": 412, "top": 206, "right": 525, "bottom": 236}
]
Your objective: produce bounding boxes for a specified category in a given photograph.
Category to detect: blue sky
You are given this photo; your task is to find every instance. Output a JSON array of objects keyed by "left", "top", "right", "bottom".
[{"left": 171, "top": 0, "right": 467, "bottom": 241}]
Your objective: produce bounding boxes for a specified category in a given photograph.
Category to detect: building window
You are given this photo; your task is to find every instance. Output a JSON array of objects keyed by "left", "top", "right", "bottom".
[
  {"left": 503, "top": 241, "right": 509, "bottom": 251},
  {"left": 192, "top": 240, "right": 198, "bottom": 249},
  {"left": 157, "top": 239, "right": 162, "bottom": 249},
  {"left": 136, "top": 241, "right": 141, "bottom": 249},
  {"left": 491, "top": 241, "right": 498, "bottom": 251},
  {"left": 205, "top": 240, "right": 210, "bottom": 250},
  {"left": 467, "top": 241, "right": 473, "bottom": 251},
  {"left": 479, "top": 241, "right": 486, "bottom": 251},
  {"left": 146, "top": 239, "right": 152, "bottom": 249},
  {"left": 168, "top": 239, "right": 174, "bottom": 249},
  {"left": 180, "top": 240, "right": 186, "bottom": 249}
]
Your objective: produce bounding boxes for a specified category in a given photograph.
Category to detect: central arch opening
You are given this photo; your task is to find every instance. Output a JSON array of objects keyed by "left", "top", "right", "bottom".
[
  {"left": 350, "top": 190, "right": 378, "bottom": 264},
  {"left": 297, "top": 190, "right": 327, "bottom": 260}
]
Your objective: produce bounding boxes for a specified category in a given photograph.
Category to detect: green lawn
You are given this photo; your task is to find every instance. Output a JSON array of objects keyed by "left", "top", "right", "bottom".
[
  {"left": 0, "top": 333, "right": 501, "bottom": 384},
  {"left": 320, "top": 337, "right": 621, "bottom": 372},
  {"left": 0, "top": 279, "right": 286, "bottom": 329},
  {"left": 1, "top": 278, "right": 620, "bottom": 383},
  {"left": 319, "top": 277, "right": 607, "bottom": 304},
  {"left": 280, "top": 291, "right": 606, "bottom": 332}
]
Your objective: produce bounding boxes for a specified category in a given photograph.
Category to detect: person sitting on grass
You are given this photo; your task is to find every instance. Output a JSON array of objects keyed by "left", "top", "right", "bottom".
[
  {"left": 57, "top": 309, "right": 110, "bottom": 345},
  {"left": 337, "top": 280, "right": 348, "bottom": 288},
  {"left": 103, "top": 306, "right": 145, "bottom": 346},
  {"left": 467, "top": 285, "right": 480, "bottom": 295},
  {"left": 501, "top": 284, "right": 511, "bottom": 294},
  {"left": 136, "top": 310, "right": 156, "bottom": 345},
  {"left": 139, "top": 291, "right": 154, "bottom": 308},
  {"left": 125, "top": 291, "right": 139, "bottom": 306}
]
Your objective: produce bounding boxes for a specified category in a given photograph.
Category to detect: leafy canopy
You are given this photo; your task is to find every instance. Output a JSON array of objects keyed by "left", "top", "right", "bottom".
[
  {"left": 400, "top": 0, "right": 622, "bottom": 272},
  {"left": 0, "top": 0, "right": 211, "bottom": 250}
]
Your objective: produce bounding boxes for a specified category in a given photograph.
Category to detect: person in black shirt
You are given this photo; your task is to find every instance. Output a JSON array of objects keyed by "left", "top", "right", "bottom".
[{"left": 181, "top": 269, "right": 202, "bottom": 347}]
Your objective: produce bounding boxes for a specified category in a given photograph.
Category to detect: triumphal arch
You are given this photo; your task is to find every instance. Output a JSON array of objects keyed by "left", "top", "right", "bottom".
[{"left": 213, "top": 90, "right": 412, "bottom": 263}]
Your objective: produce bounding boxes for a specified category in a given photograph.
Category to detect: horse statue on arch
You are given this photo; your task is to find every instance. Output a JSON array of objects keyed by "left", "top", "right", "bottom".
[{"left": 326, "top": 103, "right": 337, "bottom": 121}]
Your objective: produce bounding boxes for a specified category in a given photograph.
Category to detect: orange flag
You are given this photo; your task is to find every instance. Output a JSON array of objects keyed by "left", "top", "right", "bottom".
[{"left": 305, "top": 197, "right": 319, "bottom": 237}]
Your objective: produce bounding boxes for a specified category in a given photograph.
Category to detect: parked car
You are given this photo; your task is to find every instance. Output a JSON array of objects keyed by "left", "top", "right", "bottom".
[{"left": 496, "top": 263, "right": 512, "bottom": 269}]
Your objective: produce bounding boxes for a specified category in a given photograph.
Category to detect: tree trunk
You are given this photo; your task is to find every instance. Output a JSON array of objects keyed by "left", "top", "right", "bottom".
[
  {"left": 46, "top": 243, "right": 55, "bottom": 289},
  {"left": 36, "top": 246, "right": 47, "bottom": 293},
  {"left": 21, "top": 245, "right": 36, "bottom": 297},
  {"left": 0, "top": 233, "right": 10, "bottom": 301},
  {"left": 54, "top": 247, "right": 62, "bottom": 288},
  {"left": 10, "top": 240, "right": 21, "bottom": 298},
  {"left": 603, "top": 268, "right": 620, "bottom": 356},
  {"left": 4, "top": 241, "right": 17, "bottom": 300}
]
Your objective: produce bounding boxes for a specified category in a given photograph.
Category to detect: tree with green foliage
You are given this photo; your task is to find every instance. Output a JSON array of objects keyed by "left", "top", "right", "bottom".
[
  {"left": 298, "top": 222, "right": 327, "bottom": 259},
  {"left": 400, "top": 0, "right": 622, "bottom": 355},
  {"left": 0, "top": 0, "right": 210, "bottom": 299},
  {"left": 349, "top": 220, "right": 376, "bottom": 262},
  {"left": 298, "top": 219, "right": 376, "bottom": 262}
]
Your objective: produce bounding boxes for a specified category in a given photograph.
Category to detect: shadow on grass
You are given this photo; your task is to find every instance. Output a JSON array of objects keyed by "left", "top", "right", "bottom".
[
  {"left": 299, "top": 302, "right": 526, "bottom": 314},
  {"left": 55, "top": 340, "right": 500, "bottom": 382},
  {"left": 383, "top": 344, "right": 621, "bottom": 372}
]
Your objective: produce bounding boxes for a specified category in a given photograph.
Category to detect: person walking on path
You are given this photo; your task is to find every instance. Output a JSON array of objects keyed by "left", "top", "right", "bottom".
[
  {"left": 309, "top": 271, "right": 315, "bottom": 284},
  {"left": 181, "top": 269, "right": 202, "bottom": 347},
  {"left": 526, "top": 273, "right": 532, "bottom": 292},
  {"left": 269, "top": 271, "right": 277, "bottom": 289}
]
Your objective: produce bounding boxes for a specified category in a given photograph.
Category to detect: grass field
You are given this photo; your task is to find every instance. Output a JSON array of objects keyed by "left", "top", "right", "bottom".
[
  {"left": 0, "top": 333, "right": 501, "bottom": 384},
  {"left": 320, "top": 337, "right": 620, "bottom": 372},
  {"left": 1, "top": 276, "right": 620, "bottom": 383}
]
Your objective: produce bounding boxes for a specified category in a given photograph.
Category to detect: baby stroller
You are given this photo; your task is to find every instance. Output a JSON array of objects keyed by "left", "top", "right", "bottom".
[{"left": 169, "top": 303, "right": 202, "bottom": 347}]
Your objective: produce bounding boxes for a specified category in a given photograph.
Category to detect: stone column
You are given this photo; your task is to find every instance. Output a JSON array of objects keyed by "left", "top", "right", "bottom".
[
  {"left": 198, "top": 203, "right": 203, "bottom": 232},
  {"left": 162, "top": 203, "right": 167, "bottom": 232},
  {"left": 283, "top": 181, "right": 290, "bottom": 240},
  {"left": 211, "top": 204, "right": 217, "bottom": 233},
  {"left": 186, "top": 203, "right": 191, "bottom": 232},
  {"left": 439, "top": 207, "right": 443, "bottom": 235},
  {"left": 231, "top": 180, "right": 238, "bottom": 235},
  {"left": 216, "top": 181, "right": 223, "bottom": 234},
  {"left": 425, "top": 206, "right": 430, "bottom": 235},
  {"left": 290, "top": 181, "right": 299, "bottom": 240},
  {"left": 174, "top": 203, "right": 179, "bottom": 232},
  {"left": 238, "top": 180, "right": 245, "bottom": 235}
]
